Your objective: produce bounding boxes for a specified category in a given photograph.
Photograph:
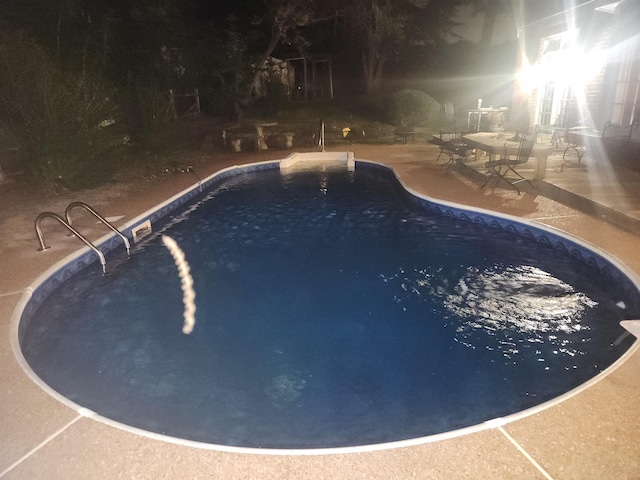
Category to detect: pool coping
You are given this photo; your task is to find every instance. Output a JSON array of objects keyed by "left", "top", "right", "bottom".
[{"left": 10, "top": 153, "right": 640, "bottom": 456}]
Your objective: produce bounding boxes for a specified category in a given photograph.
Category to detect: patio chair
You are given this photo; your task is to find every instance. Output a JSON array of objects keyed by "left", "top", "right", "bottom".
[
  {"left": 431, "top": 102, "right": 472, "bottom": 170},
  {"left": 537, "top": 113, "right": 569, "bottom": 147},
  {"left": 444, "top": 101, "right": 455, "bottom": 132},
  {"left": 430, "top": 133, "right": 473, "bottom": 172},
  {"left": 481, "top": 130, "right": 538, "bottom": 194}
]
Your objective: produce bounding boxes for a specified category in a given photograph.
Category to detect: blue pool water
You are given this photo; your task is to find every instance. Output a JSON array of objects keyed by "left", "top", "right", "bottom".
[{"left": 20, "top": 162, "right": 639, "bottom": 450}]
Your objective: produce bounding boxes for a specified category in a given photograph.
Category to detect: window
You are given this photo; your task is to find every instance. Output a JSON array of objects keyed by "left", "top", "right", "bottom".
[
  {"left": 611, "top": 42, "right": 640, "bottom": 125},
  {"left": 535, "top": 31, "right": 577, "bottom": 127},
  {"left": 538, "top": 82, "right": 554, "bottom": 126}
]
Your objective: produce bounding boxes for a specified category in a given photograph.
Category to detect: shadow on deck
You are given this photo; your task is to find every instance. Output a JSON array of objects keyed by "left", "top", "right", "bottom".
[{"left": 450, "top": 139, "right": 640, "bottom": 235}]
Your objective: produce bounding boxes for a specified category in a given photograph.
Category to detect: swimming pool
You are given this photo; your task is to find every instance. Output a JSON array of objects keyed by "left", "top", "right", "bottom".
[{"left": 14, "top": 155, "right": 640, "bottom": 452}]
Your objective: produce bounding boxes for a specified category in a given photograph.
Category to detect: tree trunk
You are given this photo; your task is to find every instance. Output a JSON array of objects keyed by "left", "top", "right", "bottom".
[
  {"left": 373, "top": 56, "right": 385, "bottom": 91},
  {"left": 478, "top": 0, "right": 499, "bottom": 51},
  {"left": 363, "top": 53, "right": 374, "bottom": 92},
  {"left": 248, "top": 29, "right": 282, "bottom": 97},
  {"left": 232, "top": 29, "right": 282, "bottom": 121},
  {"left": 362, "top": 52, "right": 386, "bottom": 92}
]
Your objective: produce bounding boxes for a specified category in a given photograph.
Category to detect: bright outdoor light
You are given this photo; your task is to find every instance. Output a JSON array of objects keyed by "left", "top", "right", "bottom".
[{"left": 517, "top": 43, "right": 606, "bottom": 96}]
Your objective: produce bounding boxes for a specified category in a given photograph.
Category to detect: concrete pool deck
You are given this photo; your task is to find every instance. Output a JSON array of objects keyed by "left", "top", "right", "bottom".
[{"left": 1, "top": 141, "right": 639, "bottom": 479}]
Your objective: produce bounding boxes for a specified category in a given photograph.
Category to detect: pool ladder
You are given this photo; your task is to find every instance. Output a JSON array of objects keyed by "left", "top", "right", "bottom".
[{"left": 35, "top": 202, "right": 130, "bottom": 273}]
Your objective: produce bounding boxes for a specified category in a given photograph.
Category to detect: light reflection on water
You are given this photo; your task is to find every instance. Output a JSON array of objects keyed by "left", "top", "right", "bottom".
[
  {"left": 382, "top": 264, "right": 598, "bottom": 361},
  {"left": 446, "top": 265, "right": 596, "bottom": 332}
]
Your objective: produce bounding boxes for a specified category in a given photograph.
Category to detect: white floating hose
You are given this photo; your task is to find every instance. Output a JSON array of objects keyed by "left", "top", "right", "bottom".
[{"left": 162, "top": 235, "right": 196, "bottom": 334}]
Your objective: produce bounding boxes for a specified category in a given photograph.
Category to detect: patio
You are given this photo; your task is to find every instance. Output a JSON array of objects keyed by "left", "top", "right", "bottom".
[
  {"left": 451, "top": 136, "right": 640, "bottom": 234},
  {"left": 0, "top": 140, "right": 639, "bottom": 479}
]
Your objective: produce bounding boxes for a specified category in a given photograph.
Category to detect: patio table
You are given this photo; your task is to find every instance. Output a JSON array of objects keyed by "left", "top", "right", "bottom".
[
  {"left": 394, "top": 128, "right": 416, "bottom": 144},
  {"left": 461, "top": 133, "right": 554, "bottom": 180}
]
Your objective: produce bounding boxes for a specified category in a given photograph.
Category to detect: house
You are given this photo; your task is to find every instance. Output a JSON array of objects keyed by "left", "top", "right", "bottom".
[{"left": 512, "top": 0, "right": 640, "bottom": 148}]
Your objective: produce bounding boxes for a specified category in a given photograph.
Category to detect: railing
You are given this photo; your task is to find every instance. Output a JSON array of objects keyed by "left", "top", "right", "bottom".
[
  {"left": 319, "top": 119, "right": 325, "bottom": 152},
  {"left": 184, "top": 166, "right": 202, "bottom": 192},
  {"left": 65, "top": 202, "right": 131, "bottom": 256},
  {"left": 35, "top": 202, "right": 132, "bottom": 274},
  {"left": 34, "top": 212, "right": 107, "bottom": 273}
]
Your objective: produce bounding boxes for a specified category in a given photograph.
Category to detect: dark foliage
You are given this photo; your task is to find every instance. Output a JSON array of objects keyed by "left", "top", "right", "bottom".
[
  {"left": 386, "top": 90, "right": 440, "bottom": 127},
  {"left": 0, "top": 26, "right": 126, "bottom": 190},
  {"left": 0, "top": 0, "right": 500, "bottom": 188}
]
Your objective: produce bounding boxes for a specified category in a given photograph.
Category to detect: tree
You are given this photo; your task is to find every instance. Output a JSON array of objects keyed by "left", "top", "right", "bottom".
[
  {"left": 342, "top": 0, "right": 472, "bottom": 92},
  {"left": 352, "top": 0, "right": 400, "bottom": 93},
  {"left": 2, "top": 0, "right": 480, "bottom": 125},
  {"left": 470, "top": 0, "right": 511, "bottom": 52},
  {"left": 3, "top": 0, "right": 190, "bottom": 136},
  {"left": 0, "top": 26, "right": 124, "bottom": 189},
  {"left": 228, "top": 0, "right": 333, "bottom": 119}
]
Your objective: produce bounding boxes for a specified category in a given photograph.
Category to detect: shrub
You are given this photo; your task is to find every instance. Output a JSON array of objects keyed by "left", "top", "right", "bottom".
[
  {"left": 387, "top": 89, "right": 440, "bottom": 127},
  {"left": 343, "top": 93, "right": 388, "bottom": 121},
  {"left": 0, "top": 27, "right": 126, "bottom": 190}
]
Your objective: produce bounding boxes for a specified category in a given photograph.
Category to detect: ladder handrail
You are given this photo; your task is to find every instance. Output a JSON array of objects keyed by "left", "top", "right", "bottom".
[
  {"left": 65, "top": 201, "right": 131, "bottom": 256},
  {"left": 34, "top": 212, "right": 107, "bottom": 273},
  {"left": 184, "top": 166, "right": 202, "bottom": 192},
  {"left": 319, "top": 119, "right": 325, "bottom": 152}
]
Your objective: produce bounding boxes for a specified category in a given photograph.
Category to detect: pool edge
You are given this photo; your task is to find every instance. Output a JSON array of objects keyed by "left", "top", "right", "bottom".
[{"left": 10, "top": 155, "right": 640, "bottom": 456}]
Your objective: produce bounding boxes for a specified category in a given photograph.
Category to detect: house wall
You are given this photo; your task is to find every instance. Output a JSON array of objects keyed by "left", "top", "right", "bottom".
[
  {"left": 512, "top": 0, "right": 640, "bottom": 135},
  {"left": 604, "top": 0, "right": 640, "bottom": 139},
  {"left": 580, "top": 12, "right": 612, "bottom": 129}
]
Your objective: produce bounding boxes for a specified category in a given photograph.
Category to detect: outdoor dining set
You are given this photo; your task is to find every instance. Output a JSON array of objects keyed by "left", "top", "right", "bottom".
[
  {"left": 430, "top": 101, "right": 637, "bottom": 194},
  {"left": 431, "top": 129, "right": 551, "bottom": 194}
]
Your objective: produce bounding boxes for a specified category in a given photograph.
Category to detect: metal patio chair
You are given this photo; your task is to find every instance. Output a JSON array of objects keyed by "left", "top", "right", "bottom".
[
  {"left": 538, "top": 113, "right": 569, "bottom": 147},
  {"left": 431, "top": 102, "right": 472, "bottom": 171},
  {"left": 432, "top": 135, "right": 473, "bottom": 172},
  {"left": 481, "top": 130, "right": 538, "bottom": 194}
]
